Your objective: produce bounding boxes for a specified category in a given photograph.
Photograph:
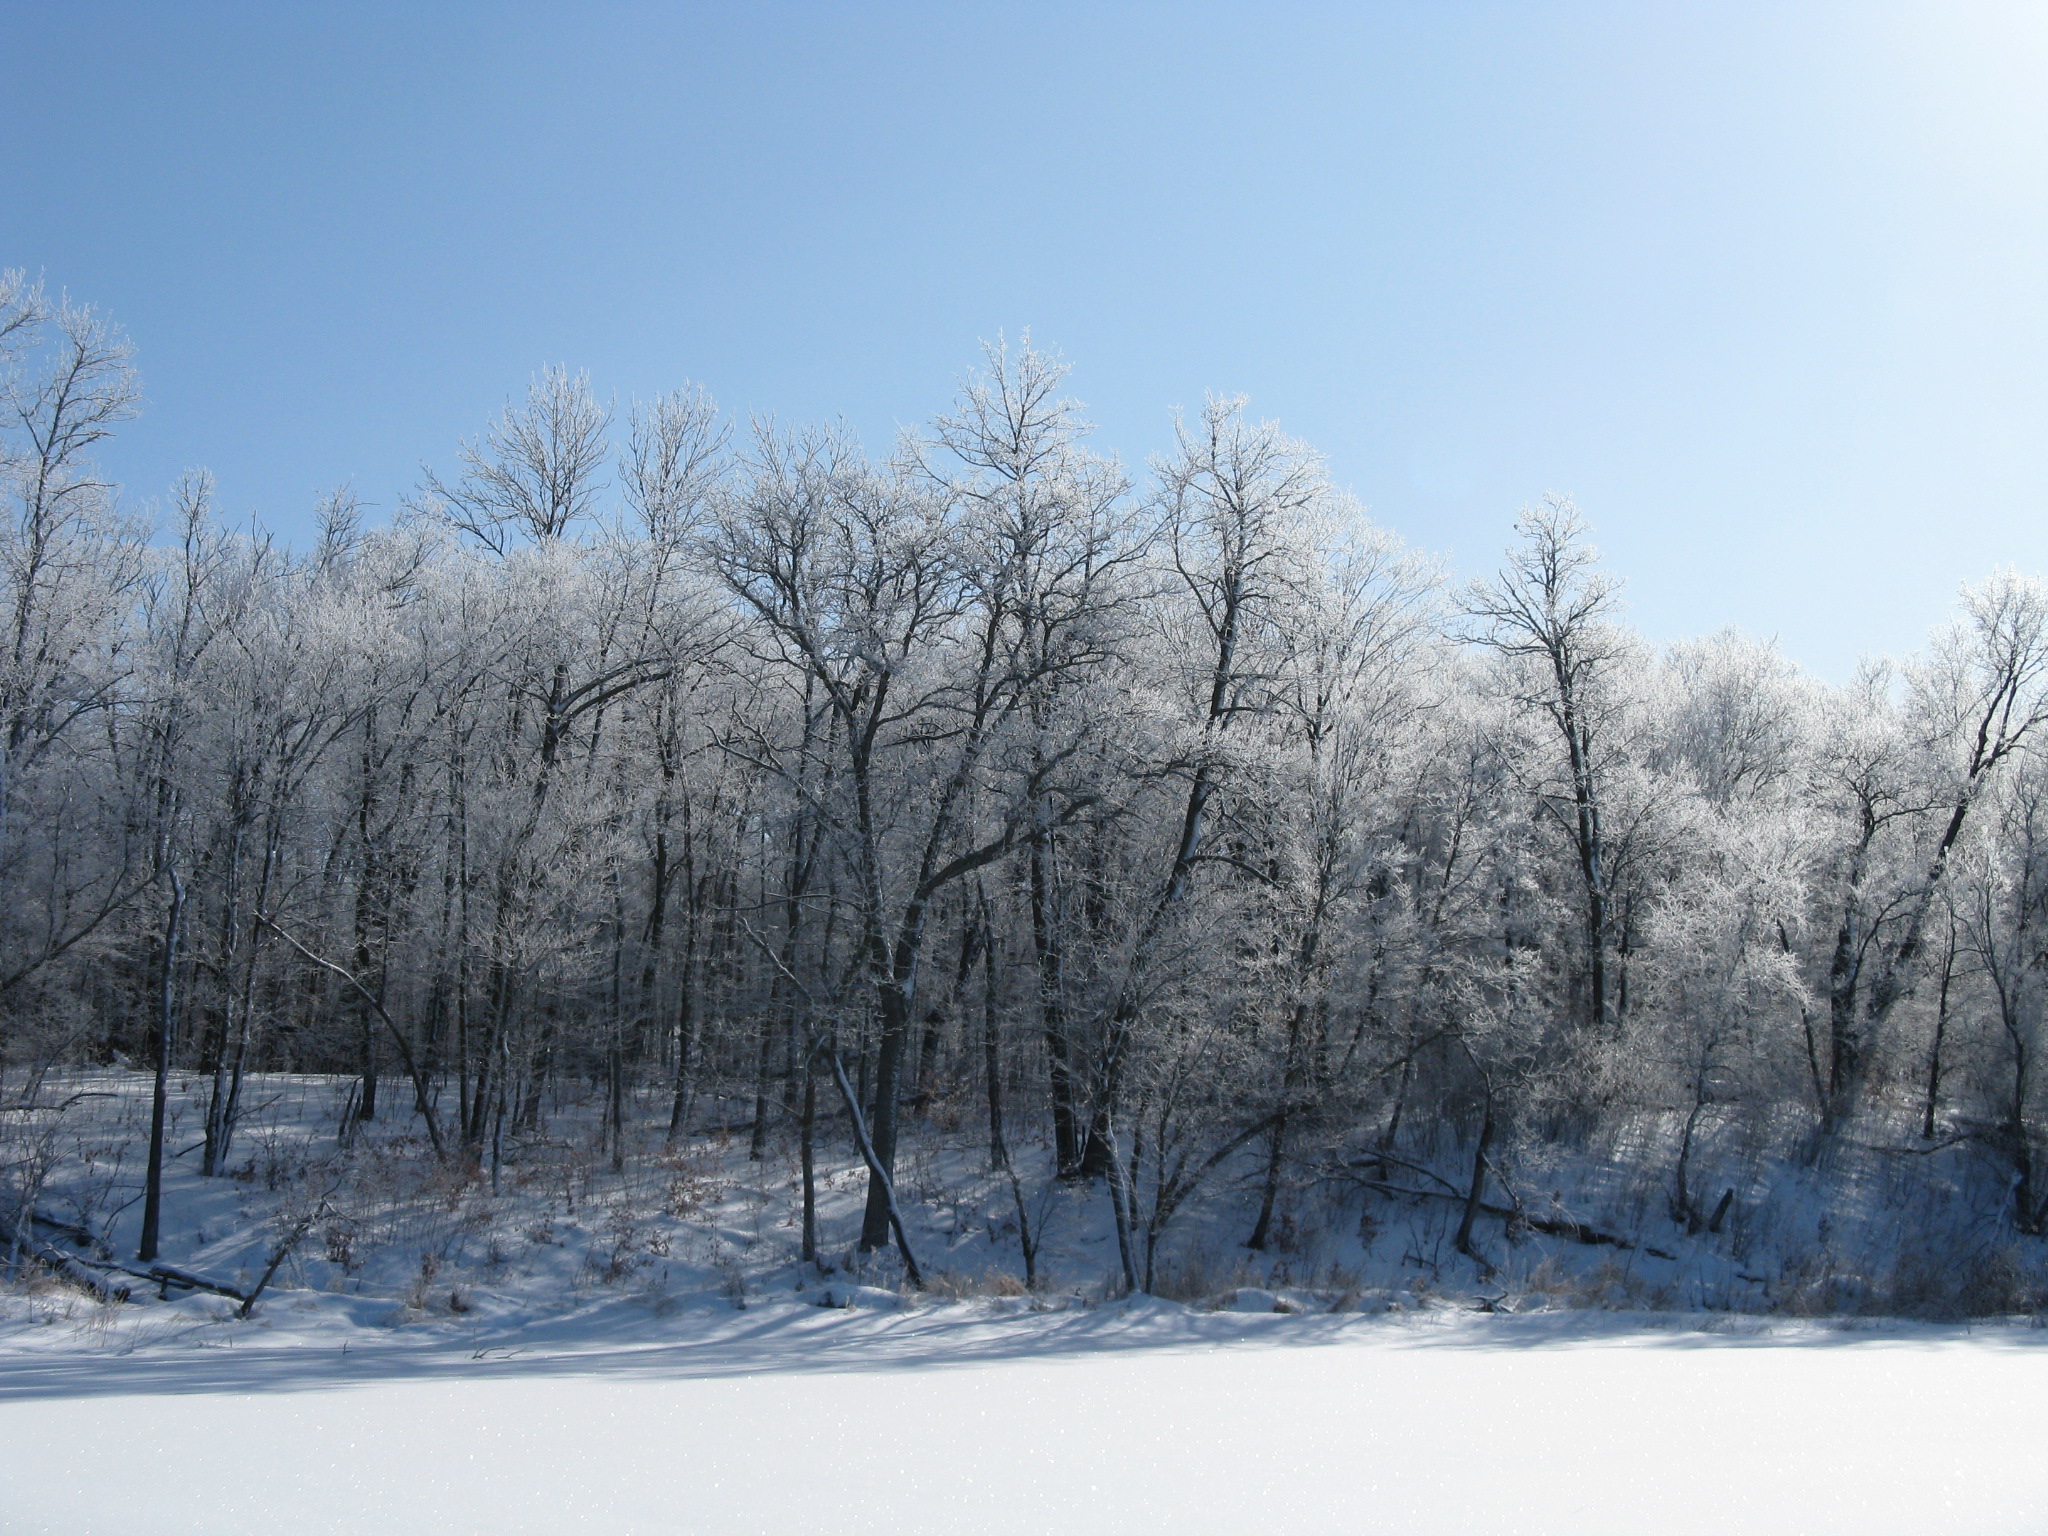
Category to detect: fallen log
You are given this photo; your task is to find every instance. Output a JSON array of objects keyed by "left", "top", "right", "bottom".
[
  {"left": 25, "top": 1246, "right": 246, "bottom": 1304},
  {"left": 26, "top": 1241, "right": 132, "bottom": 1303},
  {"left": 145, "top": 1263, "right": 248, "bottom": 1302},
  {"left": 12, "top": 1208, "right": 249, "bottom": 1301},
  {"left": 21, "top": 1207, "right": 111, "bottom": 1259},
  {"left": 1354, "top": 1177, "right": 1678, "bottom": 1261}
]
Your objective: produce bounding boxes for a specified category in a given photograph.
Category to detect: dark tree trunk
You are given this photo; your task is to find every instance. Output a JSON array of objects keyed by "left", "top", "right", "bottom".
[
  {"left": 1246, "top": 1112, "right": 1287, "bottom": 1251},
  {"left": 799, "top": 1056, "right": 819, "bottom": 1266},
  {"left": 1029, "top": 832, "right": 1080, "bottom": 1176},
  {"left": 858, "top": 973, "right": 914, "bottom": 1252},
  {"left": 981, "top": 891, "right": 1008, "bottom": 1171},
  {"left": 1454, "top": 1098, "right": 1497, "bottom": 1265},
  {"left": 1921, "top": 920, "right": 1958, "bottom": 1141},
  {"left": 138, "top": 870, "right": 184, "bottom": 1264}
]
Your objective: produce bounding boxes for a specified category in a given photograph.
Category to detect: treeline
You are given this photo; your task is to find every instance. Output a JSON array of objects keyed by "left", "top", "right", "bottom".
[{"left": 7, "top": 272, "right": 2048, "bottom": 1285}]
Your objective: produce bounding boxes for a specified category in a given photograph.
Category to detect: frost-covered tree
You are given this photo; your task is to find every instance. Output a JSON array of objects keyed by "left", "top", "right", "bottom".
[{"left": 22, "top": 278, "right": 2048, "bottom": 1308}]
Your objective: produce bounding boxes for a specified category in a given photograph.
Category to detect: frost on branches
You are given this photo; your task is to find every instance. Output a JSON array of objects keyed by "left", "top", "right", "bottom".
[{"left": 6, "top": 283, "right": 2048, "bottom": 1326}]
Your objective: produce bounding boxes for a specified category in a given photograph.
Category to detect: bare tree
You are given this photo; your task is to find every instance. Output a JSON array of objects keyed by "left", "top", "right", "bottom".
[
  {"left": 1463, "top": 498, "right": 1626, "bottom": 1035},
  {"left": 416, "top": 366, "right": 610, "bottom": 551},
  {"left": 1821, "top": 571, "right": 2048, "bottom": 1127}
]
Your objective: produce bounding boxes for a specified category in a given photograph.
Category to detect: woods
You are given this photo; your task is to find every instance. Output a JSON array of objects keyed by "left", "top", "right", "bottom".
[{"left": 8, "top": 275, "right": 2048, "bottom": 1296}]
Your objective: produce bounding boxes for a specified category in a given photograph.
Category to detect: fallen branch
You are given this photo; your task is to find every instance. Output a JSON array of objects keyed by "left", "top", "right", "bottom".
[
  {"left": 1865, "top": 1133, "right": 1977, "bottom": 1156},
  {"left": 257, "top": 914, "right": 446, "bottom": 1160},
  {"left": 16, "top": 1243, "right": 247, "bottom": 1304},
  {"left": 238, "top": 1199, "right": 330, "bottom": 1319},
  {"left": 0, "top": 1091, "right": 116, "bottom": 1114},
  {"left": 24, "top": 1240, "right": 132, "bottom": 1303},
  {"left": 1356, "top": 1178, "right": 1677, "bottom": 1260},
  {"left": 13, "top": 1209, "right": 249, "bottom": 1300},
  {"left": 146, "top": 1262, "right": 248, "bottom": 1301},
  {"left": 19, "top": 1207, "right": 110, "bottom": 1259},
  {"left": 824, "top": 1048, "right": 924, "bottom": 1290},
  {"left": 1348, "top": 1151, "right": 1465, "bottom": 1197}
]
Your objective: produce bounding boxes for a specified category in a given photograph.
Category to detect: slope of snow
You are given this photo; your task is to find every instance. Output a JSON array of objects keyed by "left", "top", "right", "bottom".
[
  {"left": 9, "top": 1070, "right": 2047, "bottom": 1533},
  {"left": 11, "top": 1068, "right": 2032, "bottom": 1340},
  {"left": 2, "top": 1304, "right": 2045, "bottom": 1536}
]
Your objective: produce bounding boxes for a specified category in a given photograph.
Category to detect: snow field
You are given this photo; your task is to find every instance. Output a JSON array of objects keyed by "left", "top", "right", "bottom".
[{"left": 3, "top": 1310, "right": 2045, "bottom": 1535}]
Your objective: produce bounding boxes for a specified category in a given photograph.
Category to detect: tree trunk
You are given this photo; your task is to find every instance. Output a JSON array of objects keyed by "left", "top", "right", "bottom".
[
  {"left": 1921, "top": 921, "right": 1957, "bottom": 1141},
  {"left": 1454, "top": 1098, "right": 1497, "bottom": 1265},
  {"left": 799, "top": 1057, "right": 819, "bottom": 1266},
  {"left": 1029, "top": 832, "right": 1080, "bottom": 1176},
  {"left": 858, "top": 973, "right": 914, "bottom": 1252},
  {"left": 1246, "top": 1112, "right": 1286, "bottom": 1250},
  {"left": 981, "top": 891, "right": 1008, "bottom": 1172},
  {"left": 138, "top": 870, "right": 184, "bottom": 1264}
]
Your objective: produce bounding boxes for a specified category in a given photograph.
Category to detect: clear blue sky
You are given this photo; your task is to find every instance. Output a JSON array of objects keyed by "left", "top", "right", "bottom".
[{"left": 6, "top": 1, "right": 2046, "bottom": 677}]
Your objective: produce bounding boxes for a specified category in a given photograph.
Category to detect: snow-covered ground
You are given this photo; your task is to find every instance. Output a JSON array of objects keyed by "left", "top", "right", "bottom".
[
  {"left": 10, "top": 1068, "right": 2032, "bottom": 1335},
  {"left": 12, "top": 1081, "right": 2048, "bottom": 1536},
  {"left": 7, "top": 1072, "right": 2048, "bottom": 1533},
  {"left": 3, "top": 1303, "right": 2046, "bottom": 1535}
]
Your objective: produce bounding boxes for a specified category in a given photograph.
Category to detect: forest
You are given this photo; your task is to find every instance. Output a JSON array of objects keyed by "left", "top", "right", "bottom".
[{"left": 7, "top": 269, "right": 2048, "bottom": 1313}]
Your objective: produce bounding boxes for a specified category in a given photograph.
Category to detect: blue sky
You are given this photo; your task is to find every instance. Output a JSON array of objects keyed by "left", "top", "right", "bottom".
[{"left": 6, "top": 1, "right": 2046, "bottom": 677}]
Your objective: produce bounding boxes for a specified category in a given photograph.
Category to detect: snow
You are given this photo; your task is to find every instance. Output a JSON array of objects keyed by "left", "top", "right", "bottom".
[
  {"left": 9, "top": 1071, "right": 2048, "bottom": 1532},
  {"left": 15, "top": 1068, "right": 2007, "bottom": 1343},
  {"left": 3, "top": 1305, "right": 2045, "bottom": 1535}
]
